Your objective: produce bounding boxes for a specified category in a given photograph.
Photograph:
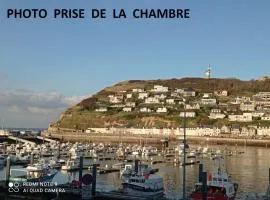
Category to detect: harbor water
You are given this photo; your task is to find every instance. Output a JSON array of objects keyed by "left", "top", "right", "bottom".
[{"left": 0, "top": 144, "right": 269, "bottom": 200}]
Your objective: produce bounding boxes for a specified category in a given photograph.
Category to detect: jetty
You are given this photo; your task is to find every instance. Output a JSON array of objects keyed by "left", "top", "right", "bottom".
[
  {"left": 7, "top": 135, "right": 35, "bottom": 145},
  {"left": 36, "top": 136, "right": 57, "bottom": 143}
]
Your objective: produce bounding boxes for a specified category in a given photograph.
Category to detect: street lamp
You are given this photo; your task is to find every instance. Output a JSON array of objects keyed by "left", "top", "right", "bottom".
[{"left": 182, "top": 100, "right": 187, "bottom": 200}]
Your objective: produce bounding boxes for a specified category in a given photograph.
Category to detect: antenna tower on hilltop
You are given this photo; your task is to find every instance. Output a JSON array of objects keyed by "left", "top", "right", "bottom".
[{"left": 205, "top": 64, "right": 212, "bottom": 79}]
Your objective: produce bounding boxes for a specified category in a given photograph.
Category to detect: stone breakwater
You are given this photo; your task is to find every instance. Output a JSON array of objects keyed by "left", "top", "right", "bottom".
[
  {"left": 46, "top": 132, "right": 166, "bottom": 144},
  {"left": 45, "top": 132, "right": 270, "bottom": 147},
  {"left": 186, "top": 136, "right": 270, "bottom": 147}
]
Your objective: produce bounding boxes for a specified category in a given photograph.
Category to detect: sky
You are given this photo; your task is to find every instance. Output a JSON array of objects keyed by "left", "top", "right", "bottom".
[{"left": 0, "top": 1, "right": 270, "bottom": 128}]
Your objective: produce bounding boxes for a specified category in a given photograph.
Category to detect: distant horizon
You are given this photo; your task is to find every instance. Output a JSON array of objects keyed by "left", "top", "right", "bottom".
[{"left": 1, "top": 127, "right": 47, "bottom": 130}]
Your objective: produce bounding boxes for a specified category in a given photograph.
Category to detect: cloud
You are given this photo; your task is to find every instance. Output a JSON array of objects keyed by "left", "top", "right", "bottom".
[
  {"left": 8, "top": 105, "right": 22, "bottom": 113},
  {"left": 0, "top": 89, "right": 89, "bottom": 128},
  {"left": 0, "top": 90, "right": 87, "bottom": 112},
  {"left": 61, "top": 96, "right": 87, "bottom": 106},
  {"left": 27, "top": 107, "right": 54, "bottom": 115}
]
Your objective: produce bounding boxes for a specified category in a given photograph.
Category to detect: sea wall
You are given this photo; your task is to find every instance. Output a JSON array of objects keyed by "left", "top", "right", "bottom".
[{"left": 44, "top": 131, "right": 270, "bottom": 147}]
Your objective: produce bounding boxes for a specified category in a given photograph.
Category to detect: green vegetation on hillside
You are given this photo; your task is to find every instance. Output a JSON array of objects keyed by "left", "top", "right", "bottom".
[{"left": 50, "top": 77, "right": 270, "bottom": 130}]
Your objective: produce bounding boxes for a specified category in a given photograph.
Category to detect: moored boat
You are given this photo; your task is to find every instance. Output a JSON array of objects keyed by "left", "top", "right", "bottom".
[
  {"left": 61, "top": 159, "right": 79, "bottom": 171},
  {"left": 122, "top": 172, "right": 164, "bottom": 197},
  {"left": 9, "top": 164, "right": 57, "bottom": 183},
  {"left": 190, "top": 168, "right": 238, "bottom": 200},
  {"left": 120, "top": 159, "right": 163, "bottom": 198}
]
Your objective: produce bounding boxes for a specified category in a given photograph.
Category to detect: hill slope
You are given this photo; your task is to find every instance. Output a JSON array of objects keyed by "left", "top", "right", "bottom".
[{"left": 49, "top": 77, "right": 270, "bottom": 130}]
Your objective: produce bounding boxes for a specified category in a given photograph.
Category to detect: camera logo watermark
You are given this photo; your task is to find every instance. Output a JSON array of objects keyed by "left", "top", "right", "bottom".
[
  {"left": 8, "top": 182, "right": 20, "bottom": 193},
  {"left": 8, "top": 181, "right": 65, "bottom": 193}
]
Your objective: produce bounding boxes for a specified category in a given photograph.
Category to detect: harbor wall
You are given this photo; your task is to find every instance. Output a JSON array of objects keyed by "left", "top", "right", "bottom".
[
  {"left": 46, "top": 132, "right": 166, "bottom": 145},
  {"left": 45, "top": 132, "right": 270, "bottom": 147}
]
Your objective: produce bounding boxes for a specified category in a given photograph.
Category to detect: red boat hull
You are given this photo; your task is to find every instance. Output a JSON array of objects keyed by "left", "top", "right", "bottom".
[{"left": 190, "top": 192, "right": 235, "bottom": 200}]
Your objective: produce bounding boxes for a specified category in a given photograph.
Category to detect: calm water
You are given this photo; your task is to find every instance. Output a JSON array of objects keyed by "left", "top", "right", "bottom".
[{"left": 1, "top": 144, "right": 270, "bottom": 200}]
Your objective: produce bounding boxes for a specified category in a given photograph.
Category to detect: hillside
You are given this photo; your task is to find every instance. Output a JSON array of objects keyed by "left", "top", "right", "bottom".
[{"left": 49, "top": 77, "right": 270, "bottom": 130}]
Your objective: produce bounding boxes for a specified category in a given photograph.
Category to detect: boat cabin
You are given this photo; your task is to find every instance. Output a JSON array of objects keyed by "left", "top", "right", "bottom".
[{"left": 129, "top": 176, "right": 146, "bottom": 183}]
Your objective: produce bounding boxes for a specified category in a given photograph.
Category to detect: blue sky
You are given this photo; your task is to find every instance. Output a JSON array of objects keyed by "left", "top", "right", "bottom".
[{"left": 0, "top": 1, "right": 270, "bottom": 127}]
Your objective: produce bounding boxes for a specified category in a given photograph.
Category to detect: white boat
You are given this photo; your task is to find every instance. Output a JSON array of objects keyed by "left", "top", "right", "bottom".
[
  {"left": 69, "top": 143, "right": 84, "bottom": 159},
  {"left": 141, "top": 146, "right": 158, "bottom": 157},
  {"left": 61, "top": 159, "right": 79, "bottom": 171},
  {"left": 131, "top": 150, "right": 141, "bottom": 156},
  {"left": 9, "top": 164, "right": 57, "bottom": 183},
  {"left": 202, "top": 147, "right": 209, "bottom": 154},
  {"left": 120, "top": 163, "right": 158, "bottom": 180},
  {"left": 120, "top": 164, "right": 133, "bottom": 178},
  {"left": 122, "top": 173, "right": 164, "bottom": 197}
]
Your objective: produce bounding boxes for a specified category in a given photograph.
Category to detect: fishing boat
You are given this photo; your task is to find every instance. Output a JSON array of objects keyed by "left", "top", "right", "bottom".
[
  {"left": 120, "top": 163, "right": 158, "bottom": 179},
  {"left": 9, "top": 164, "right": 57, "bottom": 183},
  {"left": 122, "top": 169, "right": 164, "bottom": 197},
  {"left": 190, "top": 168, "right": 238, "bottom": 200}
]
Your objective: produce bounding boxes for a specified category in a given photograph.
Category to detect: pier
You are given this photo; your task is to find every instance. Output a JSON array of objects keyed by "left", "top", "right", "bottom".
[
  {"left": 36, "top": 136, "right": 57, "bottom": 143},
  {"left": 7, "top": 136, "right": 35, "bottom": 145},
  {"left": 45, "top": 132, "right": 270, "bottom": 147}
]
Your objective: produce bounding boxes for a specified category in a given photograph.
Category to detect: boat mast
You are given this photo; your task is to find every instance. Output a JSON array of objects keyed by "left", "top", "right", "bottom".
[
  {"left": 1, "top": 119, "right": 3, "bottom": 130},
  {"left": 182, "top": 101, "right": 187, "bottom": 200}
]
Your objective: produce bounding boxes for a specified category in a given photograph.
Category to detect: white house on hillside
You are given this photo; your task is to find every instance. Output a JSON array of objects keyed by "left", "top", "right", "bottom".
[
  {"left": 203, "top": 93, "right": 213, "bottom": 98},
  {"left": 240, "top": 102, "right": 255, "bottom": 111},
  {"left": 214, "top": 90, "right": 228, "bottom": 97},
  {"left": 257, "top": 127, "right": 270, "bottom": 136},
  {"left": 201, "top": 98, "right": 217, "bottom": 106},
  {"left": 220, "top": 125, "right": 230, "bottom": 134},
  {"left": 179, "top": 111, "right": 196, "bottom": 118},
  {"left": 151, "top": 85, "right": 168, "bottom": 92},
  {"left": 261, "top": 114, "right": 270, "bottom": 121},
  {"left": 126, "top": 102, "right": 136, "bottom": 107},
  {"left": 253, "top": 92, "right": 270, "bottom": 101},
  {"left": 186, "top": 103, "right": 200, "bottom": 110},
  {"left": 108, "top": 95, "right": 122, "bottom": 104},
  {"left": 178, "top": 88, "right": 196, "bottom": 97},
  {"left": 156, "top": 107, "right": 167, "bottom": 113},
  {"left": 132, "top": 88, "right": 144, "bottom": 93},
  {"left": 95, "top": 107, "right": 108, "bottom": 112},
  {"left": 123, "top": 107, "right": 132, "bottom": 112},
  {"left": 252, "top": 111, "right": 265, "bottom": 118},
  {"left": 166, "top": 99, "right": 175, "bottom": 104},
  {"left": 209, "top": 109, "right": 226, "bottom": 119},
  {"left": 241, "top": 127, "right": 256, "bottom": 136},
  {"left": 145, "top": 97, "right": 160, "bottom": 104},
  {"left": 126, "top": 93, "right": 132, "bottom": 99},
  {"left": 154, "top": 94, "right": 167, "bottom": 99},
  {"left": 140, "top": 107, "right": 152, "bottom": 113},
  {"left": 228, "top": 113, "right": 252, "bottom": 122},
  {"left": 232, "top": 96, "right": 251, "bottom": 104},
  {"left": 138, "top": 92, "right": 148, "bottom": 99}
]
